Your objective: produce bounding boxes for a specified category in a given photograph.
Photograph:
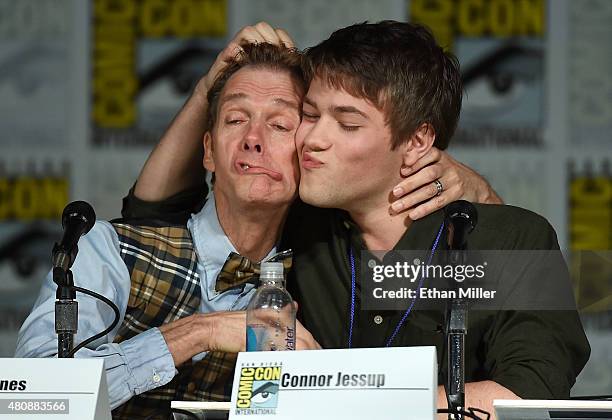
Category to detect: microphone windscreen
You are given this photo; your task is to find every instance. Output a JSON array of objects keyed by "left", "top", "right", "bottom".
[
  {"left": 62, "top": 201, "right": 96, "bottom": 234},
  {"left": 444, "top": 200, "right": 478, "bottom": 232}
]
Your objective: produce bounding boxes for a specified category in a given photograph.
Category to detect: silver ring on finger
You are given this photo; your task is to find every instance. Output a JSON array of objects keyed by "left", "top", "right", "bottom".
[{"left": 433, "top": 179, "right": 443, "bottom": 197}]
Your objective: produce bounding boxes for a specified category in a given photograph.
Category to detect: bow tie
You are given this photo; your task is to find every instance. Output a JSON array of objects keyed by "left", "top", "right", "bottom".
[{"left": 215, "top": 249, "right": 293, "bottom": 293}]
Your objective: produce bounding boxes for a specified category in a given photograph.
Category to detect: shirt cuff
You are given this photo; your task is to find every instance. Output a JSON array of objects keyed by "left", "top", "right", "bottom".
[{"left": 120, "top": 327, "right": 176, "bottom": 395}]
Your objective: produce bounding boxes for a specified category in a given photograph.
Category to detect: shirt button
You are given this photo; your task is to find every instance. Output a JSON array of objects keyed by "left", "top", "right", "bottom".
[
  {"left": 152, "top": 373, "right": 161, "bottom": 383},
  {"left": 374, "top": 315, "right": 383, "bottom": 325},
  {"left": 368, "top": 259, "right": 377, "bottom": 268}
]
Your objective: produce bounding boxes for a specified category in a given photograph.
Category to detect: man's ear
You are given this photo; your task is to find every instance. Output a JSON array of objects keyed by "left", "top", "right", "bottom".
[
  {"left": 402, "top": 123, "right": 436, "bottom": 168},
  {"left": 203, "top": 131, "right": 215, "bottom": 172}
]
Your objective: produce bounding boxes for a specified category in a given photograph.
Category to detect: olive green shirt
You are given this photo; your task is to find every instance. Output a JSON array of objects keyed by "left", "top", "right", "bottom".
[{"left": 283, "top": 201, "right": 589, "bottom": 399}]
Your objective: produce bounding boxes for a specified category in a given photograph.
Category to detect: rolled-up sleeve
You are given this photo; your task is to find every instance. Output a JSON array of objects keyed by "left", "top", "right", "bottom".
[{"left": 121, "top": 184, "right": 208, "bottom": 224}]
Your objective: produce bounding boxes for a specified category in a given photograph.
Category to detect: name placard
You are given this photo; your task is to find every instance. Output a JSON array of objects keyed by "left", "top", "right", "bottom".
[
  {"left": 0, "top": 358, "right": 110, "bottom": 420},
  {"left": 229, "top": 346, "right": 437, "bottom": 420}
]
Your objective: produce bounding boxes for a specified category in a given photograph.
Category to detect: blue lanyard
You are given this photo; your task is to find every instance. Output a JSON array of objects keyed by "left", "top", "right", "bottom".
[{"left": 348, "top": 221, "right": 445, "bottom": 348}]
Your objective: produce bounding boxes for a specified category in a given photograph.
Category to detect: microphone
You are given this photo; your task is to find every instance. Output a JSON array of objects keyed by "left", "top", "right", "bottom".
[
  {"left": 52, "top": 201, "right": 96, "bottom": 271},
  {"left": 444, "top": 200, "right": 478, "bottom": 251}
]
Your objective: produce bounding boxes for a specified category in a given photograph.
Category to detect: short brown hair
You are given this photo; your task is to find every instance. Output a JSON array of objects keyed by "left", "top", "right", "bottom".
[
  {"left": 303, "top": 21, "right": 462, "bottom": 150},
  {"left": 206, "top": 43, "right": 305, "bottom": 131}
]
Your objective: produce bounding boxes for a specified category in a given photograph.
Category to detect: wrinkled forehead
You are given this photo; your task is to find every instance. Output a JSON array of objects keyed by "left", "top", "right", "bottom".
[{"left": 220, "top": 66, "right": 304, "bottom": 108}]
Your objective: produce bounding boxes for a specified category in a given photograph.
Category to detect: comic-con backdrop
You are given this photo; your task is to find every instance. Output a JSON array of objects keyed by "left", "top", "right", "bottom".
[{"left": 0, "top": 0, "right": 610, "bottom": 395}]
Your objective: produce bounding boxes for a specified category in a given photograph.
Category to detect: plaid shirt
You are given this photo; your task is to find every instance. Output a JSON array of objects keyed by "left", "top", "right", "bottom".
[{"left": 111, "top": 222, "right": 236, "bottom": 420}]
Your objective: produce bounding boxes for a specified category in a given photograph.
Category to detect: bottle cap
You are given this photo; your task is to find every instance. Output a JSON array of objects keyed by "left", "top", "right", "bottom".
[{"left": 260, "top": 261, "right": 284, "bottom": 277}]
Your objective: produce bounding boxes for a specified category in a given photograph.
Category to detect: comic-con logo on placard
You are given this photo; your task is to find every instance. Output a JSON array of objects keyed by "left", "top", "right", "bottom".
[{"left": 235, "top": 363, "right": 282, "bottom": 415}]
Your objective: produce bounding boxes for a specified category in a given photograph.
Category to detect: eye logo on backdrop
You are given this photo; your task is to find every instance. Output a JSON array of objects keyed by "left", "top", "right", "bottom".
[
  {"left": 91, "top": 0, "right": 227, "bottom": 146},
  {"left": 410, "top": 0, "right": 546, "bottom": 147},
  {"left": 0, "top": 160, "right": 68, "bottom": 279}
]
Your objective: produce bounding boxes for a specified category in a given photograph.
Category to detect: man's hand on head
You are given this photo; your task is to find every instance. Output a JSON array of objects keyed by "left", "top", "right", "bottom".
[
  {"left": 389, "top": 148, "right": 503, "bottom": 220},
  {"left": 196, "top": 22, "right": 295, "bottom": 100}
]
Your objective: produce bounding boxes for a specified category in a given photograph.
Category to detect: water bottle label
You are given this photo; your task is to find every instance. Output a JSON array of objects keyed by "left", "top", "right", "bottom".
[
  {"left": 247, "top": 325, "right": 296, "bottom": 351},
  {"left": 285, "top": 327, "right": 296, "bottom": 350},
  {"left": 246, "top": 325, "right": 262, "bottom": 352}
]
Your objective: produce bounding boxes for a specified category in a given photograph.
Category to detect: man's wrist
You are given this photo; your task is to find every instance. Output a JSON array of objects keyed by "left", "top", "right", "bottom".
[
  {"left": 195, "top": 313, "right": 214, "bottom": 351},
  {"left": 477, "top": 180, "right": 502, "bottom": 205},
  {"left": 484, "top": 188, "right": 503, "bottom": 204},
  {"left": 193, "top": 77, "right": 211, "bottom": 106},
  {"left": 158, "top": 314, "right": 213, "bottom": 366}
]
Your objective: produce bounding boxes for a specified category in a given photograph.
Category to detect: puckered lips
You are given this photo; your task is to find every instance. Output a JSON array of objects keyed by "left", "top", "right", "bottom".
[
  {"left": 235, "top": 159, "right": 282, "bottom": 181},
  {"left": 301, "top": 151, "right": 323, "bottom": 169}
]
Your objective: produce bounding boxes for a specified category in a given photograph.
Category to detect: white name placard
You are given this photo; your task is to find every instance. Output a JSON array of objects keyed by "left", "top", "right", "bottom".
[
  {"left": 0, "top": 358, "right": 110, "bottom": 420},
  {"left": 229, "top": 346, "right": 437, "bottom": 420}
]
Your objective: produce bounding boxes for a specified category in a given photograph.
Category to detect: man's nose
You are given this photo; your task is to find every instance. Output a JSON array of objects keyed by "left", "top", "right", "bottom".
[
  {"left": 242, "top": 121, "right": 265, "bottom": 153},
  {"left": 302, "top": 119, "right": 331, "bottom": 151}
]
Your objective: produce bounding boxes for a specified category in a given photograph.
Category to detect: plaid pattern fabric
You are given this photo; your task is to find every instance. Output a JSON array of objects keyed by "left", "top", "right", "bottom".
[
  {"left": 110, "top": 223, "right": 237, "bottom": 420},
  {"left": 216, "top": 249, "right": 293, "bottom": 293}
]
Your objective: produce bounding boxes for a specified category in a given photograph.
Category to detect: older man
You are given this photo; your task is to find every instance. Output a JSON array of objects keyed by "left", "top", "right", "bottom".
[{"left": 16, "top": 43, "right": 319, "bottom": 419}]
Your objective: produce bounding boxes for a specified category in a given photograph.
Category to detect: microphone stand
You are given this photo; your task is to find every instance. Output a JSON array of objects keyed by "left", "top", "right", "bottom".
[
  {"left": 447, "top": 298, "right": 467, "bottom": 419},
  {"left": 442, "top": 201, "right": 478, "bottom": 420},
  {"left": 446, "top": 243, "right": 469, "bottom": 419},
  {"left": 52, "top": 246, "right": 78, "bottom": 358}
]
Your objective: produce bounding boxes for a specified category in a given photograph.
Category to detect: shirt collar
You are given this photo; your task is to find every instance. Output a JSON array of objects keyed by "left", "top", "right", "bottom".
[
  {"left": 187, "top": 193, "right": 278, "bottom": 292},
  {"left": 188, "top": 193, "right": 237, "bottom": 273},
  {"left": 340, "top": 209, "right": 445, "bottom": 252}
]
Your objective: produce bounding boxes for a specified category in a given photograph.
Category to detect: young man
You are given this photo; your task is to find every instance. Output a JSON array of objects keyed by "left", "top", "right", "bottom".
[
  {"left": 291, "top": 21, "right": 588, "bottom": 413},
  {"left": 16, "top": 43, "right": 319, "bottom": 419},
  {"left": 129, "top": 22, "right": 589, "bottom": 417}
]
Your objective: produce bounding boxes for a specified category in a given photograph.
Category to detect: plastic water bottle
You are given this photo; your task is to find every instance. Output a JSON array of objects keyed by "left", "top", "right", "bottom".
[{"left": 246, "top": 262, "right": 296, "bottom": 351}]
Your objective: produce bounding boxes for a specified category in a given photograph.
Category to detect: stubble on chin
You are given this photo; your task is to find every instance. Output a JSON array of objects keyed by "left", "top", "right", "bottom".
[{"left": 298, "top": 179, "right": 339, "bottom": 208}]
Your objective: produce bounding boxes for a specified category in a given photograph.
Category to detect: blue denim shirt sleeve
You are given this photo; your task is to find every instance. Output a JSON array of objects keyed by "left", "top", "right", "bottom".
[{"left": 14, "top": 221, "right": 176, "bottom": 409}]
